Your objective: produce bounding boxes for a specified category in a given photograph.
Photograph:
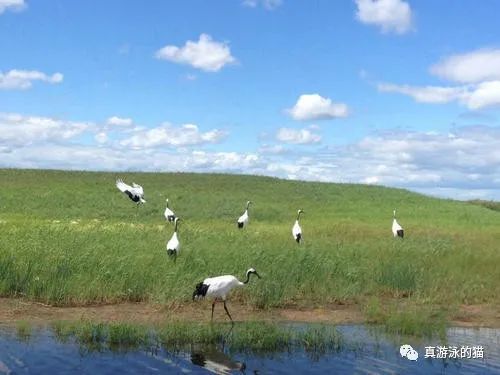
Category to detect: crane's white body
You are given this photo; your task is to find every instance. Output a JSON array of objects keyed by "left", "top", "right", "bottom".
[
  {"left": 237, "top": 201, "right": 252, "bottom": 228},
  {"left": 166, "top": 232, "right": 180, "bottom": 253},
  {"left": 392, "top": 219, "right": 403, "bottom": 236},
  {"left": 237, "top": 210, "right": 249, "bottom": 227},
  {"left": 164, "top": 199, "right": 176, "bottom": 222},
  {"left": 292, "top": 209, "right": 304, "bottom": 243},
  {"left": 392, "top": 210, "right": 404, "bottom": 238},
  {"left": 202, "top": 275, "right": 243, "bottom": 300},
  {"left": 292, "top": 220, "right": 302, "bottom": 242},
  {"left": 116, "top": 179, "right": 146, "bottom": 204},
  {"left": 166, "top": 218, "right": 180, "bottom": 255}
]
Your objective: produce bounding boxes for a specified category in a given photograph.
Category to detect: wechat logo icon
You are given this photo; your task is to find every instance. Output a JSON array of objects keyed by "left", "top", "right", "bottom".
[{"left": 400, "top": 344, "right": 419, "bottom": 361}]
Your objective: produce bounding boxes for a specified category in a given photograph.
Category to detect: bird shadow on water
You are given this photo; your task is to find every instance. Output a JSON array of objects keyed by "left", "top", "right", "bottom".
[{"left": 190, "top": 324, "right": 250, "bottom": 374}]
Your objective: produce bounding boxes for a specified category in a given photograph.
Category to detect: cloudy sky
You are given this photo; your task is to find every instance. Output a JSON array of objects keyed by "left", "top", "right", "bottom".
[{"left": 1, "top": 0, "right": 500, "bottom": 200}]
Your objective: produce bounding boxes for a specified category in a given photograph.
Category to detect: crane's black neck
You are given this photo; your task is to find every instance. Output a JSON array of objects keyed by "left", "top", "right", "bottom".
[
  {"left": 296, "top": 211, "right": 302, "bottom": 221},
  {"left": 243, "top": 272, "right": 253, "bottom": 284},
  {"left": 174, "top": 220, "right": 179, "bottom": 232}
]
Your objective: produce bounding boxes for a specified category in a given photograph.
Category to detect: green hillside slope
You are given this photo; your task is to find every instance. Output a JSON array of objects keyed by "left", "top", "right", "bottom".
[{"left": 0, "top": 169, "right": 498, "bottom": 312}]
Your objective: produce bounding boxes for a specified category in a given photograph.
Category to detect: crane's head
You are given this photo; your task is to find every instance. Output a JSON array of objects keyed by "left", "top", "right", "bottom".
[
  {"left": 298, "top": 209, "right": 304, "bottom": 215},
  {"left": 246, "top": 201, "right": 252, "bottom": 208},
  {"left": 393, "top": 209, "right": 396, "bottom": 218},
  {"left": 246, "top": 268, "right": 261, "bottom": 279},
  {"left": 192, "top": 282, "right": 208, "bottom": 301}
]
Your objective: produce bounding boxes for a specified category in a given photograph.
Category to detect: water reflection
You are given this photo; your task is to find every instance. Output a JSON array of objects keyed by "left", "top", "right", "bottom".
[
  {"left": 189, "top": 325, "right": 247, "bottom": 374},
  {"left": 190, "top": 345, "right": 246, "bottom": 374},
  {"left": 0, "top": 325, "right": 497, "bottom": 374}
]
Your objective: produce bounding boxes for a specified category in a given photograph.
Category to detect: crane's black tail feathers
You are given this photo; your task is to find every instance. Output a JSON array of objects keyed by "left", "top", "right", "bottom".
[
  {"left": 397, "top": 229, "right": 404, "bottom": 238},
  {"left": 192, "top": 282, "right": 209, "bottom": 301},
  {"left": 295, "top": 233, "right": 302, "bottom": 243},
  {"left": 237, "top": 222, "right": 244, "bottom": 228}
]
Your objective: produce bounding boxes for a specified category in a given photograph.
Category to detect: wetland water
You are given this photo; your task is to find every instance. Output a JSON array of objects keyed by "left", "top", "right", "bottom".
[{"left": 0, "top": 324, "right": 498, "bottom": 374}]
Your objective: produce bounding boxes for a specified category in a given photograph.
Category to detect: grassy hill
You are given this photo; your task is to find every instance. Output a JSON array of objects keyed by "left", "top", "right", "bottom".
[{"left": 0, "top": 169, "right": 499, "bottom": 317}]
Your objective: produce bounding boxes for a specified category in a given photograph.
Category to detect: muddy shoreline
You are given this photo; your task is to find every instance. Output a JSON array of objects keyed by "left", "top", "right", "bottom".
[{"left": 0, "top": 298, "right": 498, "bottom": 328}]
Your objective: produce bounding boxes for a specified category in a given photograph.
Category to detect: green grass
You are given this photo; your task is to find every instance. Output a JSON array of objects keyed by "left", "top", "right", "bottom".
[
  {"left": 16, "top": 320, "right": 32, "bottom": 341},
  {"left": 50, "top": 320, "right": 343, "bottom": 354},
  {"left": 469, "top": 199, "right": 500, "bottom": 212},
  {"left": 0, "top": 169, "right": 499, "bottom": 322},
  {"left": 363, "top": 297, "right": 448, "bottom": 338}
]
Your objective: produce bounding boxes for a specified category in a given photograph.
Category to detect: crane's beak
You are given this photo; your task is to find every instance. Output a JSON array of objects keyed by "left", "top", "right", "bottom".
[{"left": 255, "top": 271, "right": 262, "bottom": 279}]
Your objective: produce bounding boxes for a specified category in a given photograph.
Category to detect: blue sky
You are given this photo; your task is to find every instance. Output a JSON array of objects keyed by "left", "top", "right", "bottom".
[{"left": 1, "top": 0, "right": 500, "bottom": 200}]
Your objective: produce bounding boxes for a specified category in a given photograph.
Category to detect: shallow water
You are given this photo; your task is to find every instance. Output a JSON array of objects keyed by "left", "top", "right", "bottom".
[{"left": 0, "top": 324, "right": 498, "bottom": 374}]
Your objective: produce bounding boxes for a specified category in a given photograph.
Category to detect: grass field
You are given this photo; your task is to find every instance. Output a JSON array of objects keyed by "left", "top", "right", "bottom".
[{"left": 0, "top": 169, "right": 499, "bottom": 328}]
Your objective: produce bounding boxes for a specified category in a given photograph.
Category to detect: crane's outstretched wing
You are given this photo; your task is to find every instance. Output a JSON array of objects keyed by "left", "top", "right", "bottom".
[
  {"left": 116, "top": 179, "right": 133, "bottom": 193},
  {"left": 132, "top": 182, "right": 144, "bottom": 195}
]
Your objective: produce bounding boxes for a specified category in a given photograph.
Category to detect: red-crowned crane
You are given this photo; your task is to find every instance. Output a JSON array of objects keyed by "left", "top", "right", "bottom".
[
  {"left": 164, "top": 198, "right": 176, "bottom": 222},
  {"left": 192, "top": 268, "right": 261, "bottom": 323},
  {"left": 392, "top": 209, "right": 404, "bottom": 238},
  {"left": 116, "top": 179, "right": 146, "bottom": 204},
  {"left": 166, "top": 217, "right": 181, "bottom": 259},
  {"left": 292, "top": 209, "right": 304, "bottom": 243},
  {"left": 237, "top": 201, "right": 252, "bottom": 228}
]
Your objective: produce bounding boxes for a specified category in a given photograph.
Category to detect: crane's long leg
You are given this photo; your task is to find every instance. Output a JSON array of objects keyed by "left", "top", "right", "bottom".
[
  {"left": 211, "top": 301, "right": 216, "bottom": 322},
  {"left": 223, "top": 301, "right": 233, "bottom": 324}
]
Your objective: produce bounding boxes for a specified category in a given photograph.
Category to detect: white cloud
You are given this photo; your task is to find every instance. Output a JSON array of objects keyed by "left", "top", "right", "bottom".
[
  {"left": 0, "top": 70, "right": 63, "bottom": 90},
  {"left": 465, "top": 80, "right": 500, "bottom": 110},
  {"left": 0, "top": 0, "right": 25, "bottom": 14},
  {"left": 263, "top": 126, "right": 500, "bottom": 198},
  {"left": 0, "top": 113, "right": 90, "bottom": 146},
  {"left": 189, "top": 151, "right": 259, "bottom": 171},
  {"left": 355, "top": 0, "right": 413, "bottom": 34},
  {"left": 363, "top": 176, "right": 380, "bottom": 184},
  {"left": 155, "top": 34, "right": 236, "bottom": 72},
  {"left": 2, "top": 112, "right": 500, "bottom": 200},
  {"left": 258, "top": 144, "right": 288, "bottom": 154},
  {"left": 242, "top": 0, "right": 283, "bottom": 10},
  {"left": 276, "top": 127, "right": 321, "bottom": 144},
  {"left": 0, "top": 144, "right": 261, "bottom": 174},
  {"left": 106, "top": 116, "right": 133, "bottom": 127},
  {"left": 430, "top": 48, "right": 500, "bottom": 84},
  {"left": 95, "top": 132, "right": 108, "bottom": 144},
  {"left": 379, "top": 48, "right": 500, "bottom": 110},
  {"left": 120, "top": 123, "right": 227, "bottom": 148},
  {"left": 377, "top": 81, "right": 500, "bottom": 109},
  {"left": 377, "top": 83, "right": 466, "bottom": 104},
  {"left": 287, "top": 94, "right": 349, "bottom": 121}
]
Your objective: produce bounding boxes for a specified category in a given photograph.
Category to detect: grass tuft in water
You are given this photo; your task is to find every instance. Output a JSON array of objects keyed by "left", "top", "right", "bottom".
[
  {"left": 298, "top": 325, "right": 343, "bottom": 361},
  {"left": 16, "top": 320, "right": 32, "bottom": 341},
  {"left": 50, "top": 320, "right": 344, "bottom": 356},
  {"left": 363, "top": 297, "right": 447, "bottom": 338}
]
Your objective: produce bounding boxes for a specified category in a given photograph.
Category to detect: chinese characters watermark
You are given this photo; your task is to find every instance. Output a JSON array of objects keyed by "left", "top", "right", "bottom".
[{"left": 424, "top": 346, "right": 484, "bottom": 359}]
